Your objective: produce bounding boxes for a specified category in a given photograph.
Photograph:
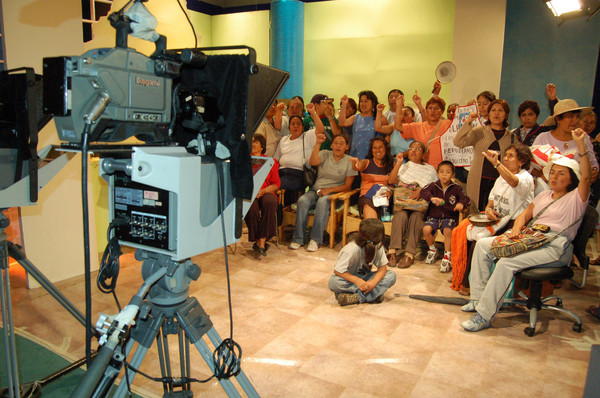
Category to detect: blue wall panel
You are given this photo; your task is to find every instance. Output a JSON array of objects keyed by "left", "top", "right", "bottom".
[
  {"left": 270, "top": 0, "right": 304, "bottom": 98},
  {"left": 500, "top": 0, "right": 600, "bottom": 128}
]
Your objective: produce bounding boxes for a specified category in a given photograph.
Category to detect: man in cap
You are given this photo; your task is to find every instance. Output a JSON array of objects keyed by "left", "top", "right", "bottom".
[{"left": 303, "top": 94, "right": 341, "bottom": 150}]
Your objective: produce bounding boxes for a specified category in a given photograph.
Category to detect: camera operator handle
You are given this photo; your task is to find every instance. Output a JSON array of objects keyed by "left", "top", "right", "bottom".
[{"left": 69, "top": 266, "right": 168, "bottom": 398}]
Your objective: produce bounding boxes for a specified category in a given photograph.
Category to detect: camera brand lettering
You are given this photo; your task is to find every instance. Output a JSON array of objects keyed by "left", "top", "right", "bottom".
[
  {"left": 132, "top": 112, "right": 161, "bottom": 122},
  {"left": 135, "top": 76, "right": 160, "bottom": 87}
]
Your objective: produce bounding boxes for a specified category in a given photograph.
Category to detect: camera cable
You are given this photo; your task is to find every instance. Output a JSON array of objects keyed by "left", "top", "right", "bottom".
[{"left": 213, "top": 158, "right": 242, "bottom": 379}]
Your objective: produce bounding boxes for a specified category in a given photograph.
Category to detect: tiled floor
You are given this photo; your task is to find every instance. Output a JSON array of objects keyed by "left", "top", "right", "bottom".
[{"left": 5, "top": 233, "right": 600, "bottom": 397}]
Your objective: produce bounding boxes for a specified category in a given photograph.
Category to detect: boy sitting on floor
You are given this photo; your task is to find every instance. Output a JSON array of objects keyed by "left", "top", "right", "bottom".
[{"left": 420, "top": 161, "right": 470, "bottom": 273}]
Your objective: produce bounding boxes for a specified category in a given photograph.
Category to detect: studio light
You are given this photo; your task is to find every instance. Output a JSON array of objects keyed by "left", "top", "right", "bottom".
[
  {"left": 546, "top": 0, "right": 582, "bottom": 17},
  {"left": 545, "top": 0, "right": 600, "bottom": 23}
]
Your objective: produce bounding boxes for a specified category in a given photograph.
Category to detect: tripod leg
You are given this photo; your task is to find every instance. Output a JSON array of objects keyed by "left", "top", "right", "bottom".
[
  {"left": 0, "top": 240, "right": 20, "bottom": 398},
  {"left": 8, "top": 242, "right": 88, "bottom": 330},
  {"left": 207, "top": 328, "right": 260, "bottom": 398},
  {"left": 191, "top": 335, "right": 243, "bottom": 398},
  {"left": 112, "top": 343, "right": 151, "bottom": 398}
]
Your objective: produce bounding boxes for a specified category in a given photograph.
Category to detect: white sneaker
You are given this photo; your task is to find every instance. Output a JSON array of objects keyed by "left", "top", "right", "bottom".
[
  {"left": 461, "top": 313, "right": 491, "bottom": 332},
  {"left": 289, "top": 242, "right": 301, "bottom": 250},
  {"left": 439, "top": 256, "right": 451, "bottom": 273},
  {"left": 425, "top": 249, "right": 439, "bottom": 264},
  {"left": 306, "top": 240, "right": 319, "bottom": 252},
  {"left": 461, "top": 300, "right": 478, "bottom": 312}
]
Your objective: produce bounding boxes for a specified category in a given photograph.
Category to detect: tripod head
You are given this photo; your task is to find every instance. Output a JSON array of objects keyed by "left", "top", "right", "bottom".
[{"left": 136, "top": 249, "right": 200, "bottom": 306}]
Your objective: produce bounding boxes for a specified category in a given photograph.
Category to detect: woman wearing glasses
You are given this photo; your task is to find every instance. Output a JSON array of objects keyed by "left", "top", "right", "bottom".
[
  {"left": 454, "top": 99, "right": 518, "bottom": 212},
  {"left": 386, "top": 141, "right": 438, "bottom": 268}
]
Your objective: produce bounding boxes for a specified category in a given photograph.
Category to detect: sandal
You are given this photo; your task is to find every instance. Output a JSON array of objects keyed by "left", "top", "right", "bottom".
[
  {"left": 587, "top": 305, "right": 600, "bottom": 320},
  {"left": 458, "top": 287, "right": 470, "bottom": 296}
]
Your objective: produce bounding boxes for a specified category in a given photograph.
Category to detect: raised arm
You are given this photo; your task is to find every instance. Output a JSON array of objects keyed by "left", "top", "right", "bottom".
[
  {"left": 375, "top": 103, "right": 394, "bottom": 135},
  {"left": 306, "top": 103, "right": 324, "bottom": 136},
  {"left": 310, "top": 132, "right": 326, "bottom": 166},
  {"left": 387, "top": 153, "right": 404, "bottom": 184},
  {"left": 454, "top": 112, "right": 481, "bottom": 148},
  {"left": 413, "top": 91, "right": 426, "bottom": 118},
  {"left": 482, "top": 150, "right": 519, "bottom": 187},
  {"left": 324, "top": 104, "right": 341, "bottom": 137},
  {"left": 573, "top": 128, "right": 592, "bottom": 201},
  {"left": 338, "top": 95, "right": 356, "bottom": 127},
  {"left": 393, "top": 95, "right": 406, "bottom": 132},
  {"left": 273, "top": 102, "right": 285, "bottom": 130}
]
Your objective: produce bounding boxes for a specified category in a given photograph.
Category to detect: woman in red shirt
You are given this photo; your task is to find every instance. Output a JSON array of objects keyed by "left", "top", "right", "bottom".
[{"left": 246, "top": 135, "right": 281, "bottom": 256}]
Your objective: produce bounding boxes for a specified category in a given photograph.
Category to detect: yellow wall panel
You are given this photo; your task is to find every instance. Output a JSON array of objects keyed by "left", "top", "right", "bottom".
[
  {"left": 211, "top": 11, "right": 270, "bottom": 65},
  {"left": 304, "top": 0, "right": 455, "bottom": 109}
]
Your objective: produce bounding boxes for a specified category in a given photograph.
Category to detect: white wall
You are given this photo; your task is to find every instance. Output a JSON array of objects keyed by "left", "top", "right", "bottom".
[
  {"left": 450, "top": 0, "right": 507, "bottom": 104},
  {"left": 3, "top": 0, "right": 99, "bottom": 288}
]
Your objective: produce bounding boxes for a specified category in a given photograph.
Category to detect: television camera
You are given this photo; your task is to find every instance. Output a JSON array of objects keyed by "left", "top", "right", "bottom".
[{"left": 0, "top": 1, "right": 290, "bottom": 397}]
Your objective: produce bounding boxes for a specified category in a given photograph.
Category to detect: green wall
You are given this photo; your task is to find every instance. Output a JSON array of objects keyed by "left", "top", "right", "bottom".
[
  {"left": 192, "top": 0, "right": 455, "bottom": 108},
  {"left": 303, "top": 0, "right": 455, "bottom": 107}
]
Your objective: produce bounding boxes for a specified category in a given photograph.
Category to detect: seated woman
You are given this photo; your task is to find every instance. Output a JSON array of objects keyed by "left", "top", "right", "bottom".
[
  {"left": 454, "top": 99, "right": 518, "bottom": 212},
  {"left": 461, "top": 128, "right": 591, "bottom": 332},
  {"left": 350, "top": 137, "right": 395, "bottom": 219},
  {"left": 386, "top": 141, "right": 437, "bottom": 268},
  {"left": 289, "top": 134, "right": 357, "bottom": 252},
  {"left": 451, "top": 143, "right": 535, "bottom": 295},
  {"left": 275, "top": 103, "right": 322, "bottom": 205},
  {"left": 245, "top": 135, "right": 281, "bottom": 256}
]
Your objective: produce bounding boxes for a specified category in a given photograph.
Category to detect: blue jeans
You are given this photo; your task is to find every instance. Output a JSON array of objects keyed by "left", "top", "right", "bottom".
[
  {"left": 328, "top": 270, "right": 397, "bottom": 303},
  {"left": 293, "top": 190, "right": 332, "bottom": 245}
]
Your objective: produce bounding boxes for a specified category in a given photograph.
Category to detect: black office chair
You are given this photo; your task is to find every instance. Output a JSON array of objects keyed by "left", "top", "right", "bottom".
[{"left": 505, "top": 205, "right": 598, "bottom": 337}]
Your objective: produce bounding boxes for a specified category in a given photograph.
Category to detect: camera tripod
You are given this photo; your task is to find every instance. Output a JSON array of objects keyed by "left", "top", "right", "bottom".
[{"left": 72, "top": 249, "right": 259, "bottom": 398}]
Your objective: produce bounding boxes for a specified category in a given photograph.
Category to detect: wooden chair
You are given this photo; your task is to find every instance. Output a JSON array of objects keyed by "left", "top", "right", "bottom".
[{"left": 279, "top": 188, "right": 359, "bottom": 248}]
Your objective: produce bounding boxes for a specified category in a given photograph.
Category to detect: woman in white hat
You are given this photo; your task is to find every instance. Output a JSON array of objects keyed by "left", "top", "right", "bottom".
[
  {"left": 461, "top": 127, "right": 591, "bottom": 332},
  {"left": 532, "top": 99, "right": 597, "bottom": 170}
]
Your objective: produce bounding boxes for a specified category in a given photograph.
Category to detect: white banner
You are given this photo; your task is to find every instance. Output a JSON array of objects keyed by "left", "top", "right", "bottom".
[{"left": 441, "top": 105, "right": 482, "bottom": 167}]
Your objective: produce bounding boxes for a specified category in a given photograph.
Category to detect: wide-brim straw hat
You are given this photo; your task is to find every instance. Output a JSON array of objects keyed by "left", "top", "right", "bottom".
[
  {"left": 550, "top": 99, "right": 593, "bottom": 123},
  {"left": 543, "top": 154, "right": 581, "bottom": 181}
]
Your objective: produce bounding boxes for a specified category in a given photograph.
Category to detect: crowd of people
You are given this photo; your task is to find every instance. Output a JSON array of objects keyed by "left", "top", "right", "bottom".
[{"left": 246, "top": 83, "right": 599, "bottom": 327}]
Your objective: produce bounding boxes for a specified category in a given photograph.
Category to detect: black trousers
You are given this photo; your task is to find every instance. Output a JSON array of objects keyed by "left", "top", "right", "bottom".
[{"left": 245, "top": 193, "right": 278, "bottom": 242}]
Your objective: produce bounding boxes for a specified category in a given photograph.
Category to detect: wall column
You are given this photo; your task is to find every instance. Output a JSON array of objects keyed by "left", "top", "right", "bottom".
[{"left": 270, "top": 0, "right": 304, "bottom": 98}]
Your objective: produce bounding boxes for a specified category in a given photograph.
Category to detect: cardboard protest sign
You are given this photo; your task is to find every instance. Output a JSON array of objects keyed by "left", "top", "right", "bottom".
[{"left": 441, "top": 104, "right": 482, "bottom": 167}]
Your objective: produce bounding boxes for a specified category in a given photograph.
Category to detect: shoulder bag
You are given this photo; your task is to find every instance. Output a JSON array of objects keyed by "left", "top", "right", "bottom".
[
  {"left": 302, "top": 133, "right": 318, "bottom": 187},
  {"left": 490, "top": 195, "right": 581, "bottom": 258}
]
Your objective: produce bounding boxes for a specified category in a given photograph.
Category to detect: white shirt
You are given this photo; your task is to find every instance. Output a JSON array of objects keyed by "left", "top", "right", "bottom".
[
  {"left": 488, "top": 168, "right": 535, "bottom": 219},
  {"left": 396, "top": 161, "right": 438, "bottom": 188},
  {"left": 274, "top": 129, "right": 316, "bottom": 170}
]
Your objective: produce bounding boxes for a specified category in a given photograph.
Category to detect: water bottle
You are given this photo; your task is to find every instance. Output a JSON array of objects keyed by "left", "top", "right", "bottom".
[{"left": 381, "top": 205, "right": 391, "bottom": 222}]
